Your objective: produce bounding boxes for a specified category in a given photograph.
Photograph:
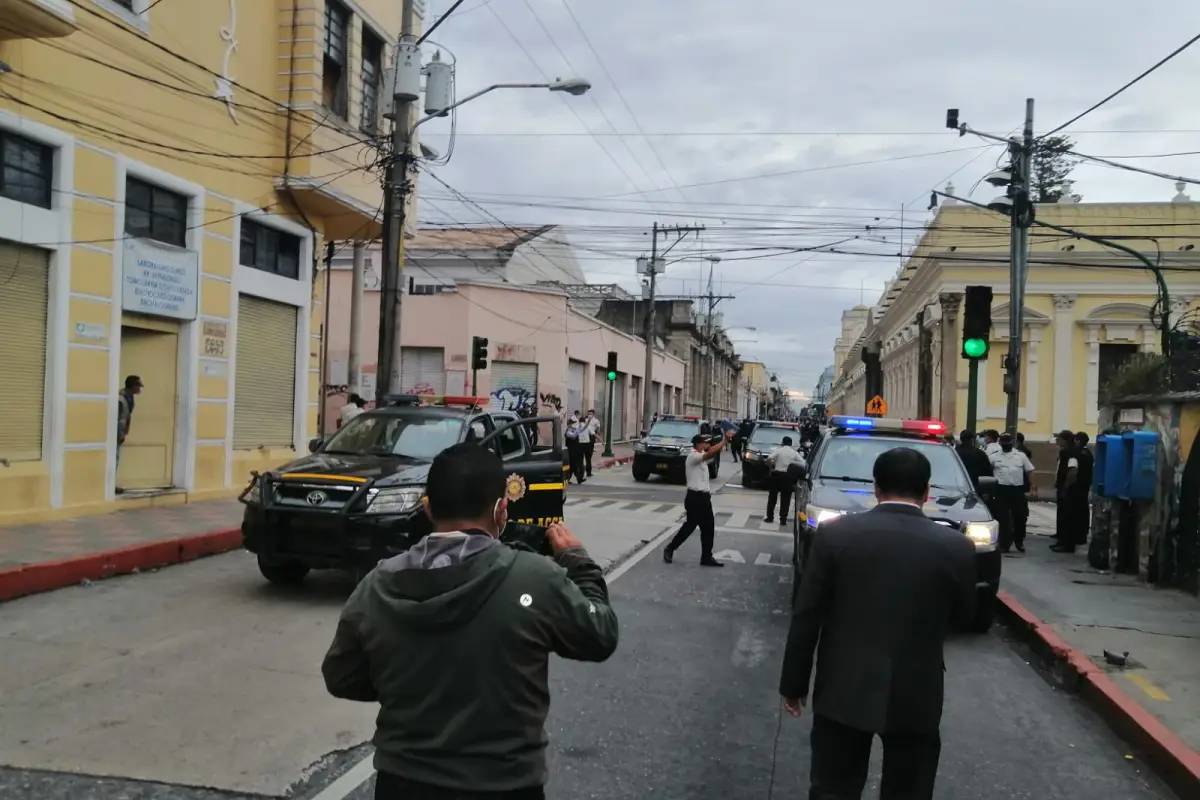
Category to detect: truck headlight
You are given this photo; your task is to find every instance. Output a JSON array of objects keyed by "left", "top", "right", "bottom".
[
  {"left": 634, "top": 442, "right": 647, "bottom": 453},
  {"left": 805, "top": 504, "right": 845, "bottom": 528},
  {"left": 964, "top": 521, "right": 999, "bottom": 550},
  {"left": 366, "top": 487, "right": 424, "bottom": 515}
]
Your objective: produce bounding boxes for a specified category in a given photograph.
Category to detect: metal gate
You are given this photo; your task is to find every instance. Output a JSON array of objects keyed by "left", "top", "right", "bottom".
[
  {"left": 594, "top": 366, "right": 606, "bottom": 417},
  {"left": 568, "top": 360, "right": 585, "bottom": 414},
  {"left": 489, "top": 361, "right": 538, "bottom": 413},
  {"left": 399, "top": 347, "right": 446, "bottom": 395}
]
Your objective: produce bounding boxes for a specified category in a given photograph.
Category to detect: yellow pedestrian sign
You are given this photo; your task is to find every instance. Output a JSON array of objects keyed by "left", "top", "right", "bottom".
[{"left": 867, "top": 395, "right": 887, "bottom": 416}]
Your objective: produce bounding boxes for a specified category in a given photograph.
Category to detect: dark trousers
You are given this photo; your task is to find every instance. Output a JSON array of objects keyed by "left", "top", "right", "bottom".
[
  {"left": 731, "top": 437, "right": 744, "bottom": 461},
  {"left": 567, "top": 441, "right": 584, "bottom": 483},
  {"left": 1054, "top": 492, "right": 1087, "bottom": 549},
  {"left": 667, "top": 489, "right": 715, "bottom": 559},
  {"left": 584, "top": 441, "right": 595, "bottom": 475},
  {"left": 809, "top": 714, "right": 941, "bottom": 800},
  {"left": 994, "top": 484, "right": 1027, "bottom": 549},
  {"left": 1072, "top": 492, "right": 1091, "bottom": 545},
  {"left": 375, "top": 771, "right": 544, "bottom": 800},
  {"left": 766, "top": 472, "right": 794, "bottom": 521}
]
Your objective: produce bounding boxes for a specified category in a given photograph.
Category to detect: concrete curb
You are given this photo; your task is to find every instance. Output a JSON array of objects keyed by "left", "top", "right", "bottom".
[
  {"left": 596, "top": 455, "right": 634, "bottom": 469},
  {"left": 997, "top": 589, "right": 1200, "bottom": 797},
  {"left": 0, "top": 528, "right": 243, "bottom": 604}
]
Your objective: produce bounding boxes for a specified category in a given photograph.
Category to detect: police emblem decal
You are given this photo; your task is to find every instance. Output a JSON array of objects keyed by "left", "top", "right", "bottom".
[{"left": 505, "top": 473, "right": 528, "bottom": 502}]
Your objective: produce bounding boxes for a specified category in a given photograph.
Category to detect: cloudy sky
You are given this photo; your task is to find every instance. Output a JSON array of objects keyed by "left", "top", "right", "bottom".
[{"left": 414, "top": 0, "right": 1200, "bottom": 399}]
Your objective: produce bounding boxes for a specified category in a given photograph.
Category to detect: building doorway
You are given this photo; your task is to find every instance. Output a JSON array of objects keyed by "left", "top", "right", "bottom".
[{"left": 118, "top": 315, "right": 180, "bottom": 492}]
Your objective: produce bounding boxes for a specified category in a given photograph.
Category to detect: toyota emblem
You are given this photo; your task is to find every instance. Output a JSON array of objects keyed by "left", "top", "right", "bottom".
[{"left": 305, "top": 490, "right": 328, "bottom": 506}]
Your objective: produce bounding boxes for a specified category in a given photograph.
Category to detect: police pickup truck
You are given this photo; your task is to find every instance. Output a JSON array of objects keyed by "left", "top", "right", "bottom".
[
  {"left": 631, "top": 415, "right": 720, "bottom": 483},
  {"left": 791, "top": 415, "right": 1002, "bottom": 632},
  {"left": 239, "top": 395, "right": 567, "bottom": 585}
]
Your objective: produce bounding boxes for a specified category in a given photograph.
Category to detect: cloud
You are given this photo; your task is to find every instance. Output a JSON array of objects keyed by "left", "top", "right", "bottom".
[{"left": 418, "top": 0, "right": 1200, "bottom": 394}]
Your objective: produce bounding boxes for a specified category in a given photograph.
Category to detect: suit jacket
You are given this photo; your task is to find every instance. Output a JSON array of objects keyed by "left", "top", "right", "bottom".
[{"left": 779, "top": 503, "right": 977, "bottom": 734}]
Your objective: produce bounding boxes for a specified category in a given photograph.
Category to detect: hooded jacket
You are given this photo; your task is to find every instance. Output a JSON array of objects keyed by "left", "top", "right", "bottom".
[{"left": 321, "top": 532, "right": 619, "bottom": 792}]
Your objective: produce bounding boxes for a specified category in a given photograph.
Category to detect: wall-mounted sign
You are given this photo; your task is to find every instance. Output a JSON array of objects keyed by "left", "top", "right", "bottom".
[
  {"left": 74, "top": 322, "right": 107, "bottom": 341},
  {"left": 122, "top": 238, "right": 200, "bottom": 320},
  {"left": 202, "top": 320, "right": 227, "bottom": 357}
]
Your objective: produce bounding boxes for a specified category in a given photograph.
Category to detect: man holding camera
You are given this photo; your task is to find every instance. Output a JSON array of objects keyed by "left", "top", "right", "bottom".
[{"left": 321, "top": 443, "right": 619, "bottom": 799}]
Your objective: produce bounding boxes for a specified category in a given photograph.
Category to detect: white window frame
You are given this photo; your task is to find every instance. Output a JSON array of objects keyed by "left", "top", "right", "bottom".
[
  {"left": 228, "top": 204, "right": 313, "bottom": 473},
  {"left": 89, "top": 0, "right": 150, "bottom": 34},
  {"left": 0, "top": 108, "right": 74, "bottom": 509},
  {"left": 111, "top": 156, "right": 205, "bottom": 499}
]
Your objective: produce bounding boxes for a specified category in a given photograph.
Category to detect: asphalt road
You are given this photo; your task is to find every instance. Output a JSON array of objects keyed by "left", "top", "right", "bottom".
[{"left": 0, "top": 462, "right": 1176, "bottom": 798}]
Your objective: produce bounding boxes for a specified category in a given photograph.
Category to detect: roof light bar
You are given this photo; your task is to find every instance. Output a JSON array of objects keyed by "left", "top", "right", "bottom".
[{"left": 830, "top": 416, "right": 947, "bottom": 434}]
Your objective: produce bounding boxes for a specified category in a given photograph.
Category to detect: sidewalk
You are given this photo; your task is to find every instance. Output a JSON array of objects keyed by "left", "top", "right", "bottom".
[
  {"left": 0, "top": 443, "right": 635, "bottom": 603},
  {"left": 1000, "top": 502, "right": 1200, "bottom": 795}
]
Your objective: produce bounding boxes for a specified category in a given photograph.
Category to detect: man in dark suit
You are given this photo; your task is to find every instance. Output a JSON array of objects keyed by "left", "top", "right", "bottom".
[{"left": 779, "top": 447, "right": 977, "bottom": 799}]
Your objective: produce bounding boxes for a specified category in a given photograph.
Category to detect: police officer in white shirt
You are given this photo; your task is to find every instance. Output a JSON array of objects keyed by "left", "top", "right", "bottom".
[
  {"left": 765, "top": 436, "right": 806, "bottom": 525},
  {"left": 989, "top": 432, "right": 1035, "bottom": 552},
  {"left": 663, "top": 429, "right": 735, "bottom": 567}
]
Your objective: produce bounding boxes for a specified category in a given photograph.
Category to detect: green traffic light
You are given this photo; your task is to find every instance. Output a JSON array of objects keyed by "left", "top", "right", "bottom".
[
  {"left": 963, "top": 337, "right": 988, "bottom": 358},
  {"left": 607, "top": 371, "right": 617, "bottom": 381}
]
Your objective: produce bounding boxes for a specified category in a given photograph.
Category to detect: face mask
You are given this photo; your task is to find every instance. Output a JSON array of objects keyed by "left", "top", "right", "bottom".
[
  {"left": 493, "top": 498, "right": 508, "bottom": 538},
  {"left": 977, "top": 436, "right": 986, "bottom": 447},
  {"left": 1001, "top": 444, "right": 1013, "bottom": 453}
]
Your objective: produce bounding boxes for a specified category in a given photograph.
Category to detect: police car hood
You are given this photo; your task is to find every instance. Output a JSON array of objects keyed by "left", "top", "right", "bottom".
[
  {"left": 644, "top": 435, "right": 693, "bottom": 448},
  {"left": 810, "top": 479, "right": 992, "bottom": 522},
  {"left": 277, "top": 452, "right": 430, "bottom": 487}
]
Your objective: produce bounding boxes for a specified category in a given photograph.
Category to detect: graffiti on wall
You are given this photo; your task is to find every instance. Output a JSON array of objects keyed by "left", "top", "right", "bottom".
[
  {"left": 404, "top": 383, "right": 437, "bottom": 396},
  {"left": 539, "top": 392, "right": 563, "bottom": 412},
  {"left": 491, "top": 386, "right": 537, "bottom": 411}
]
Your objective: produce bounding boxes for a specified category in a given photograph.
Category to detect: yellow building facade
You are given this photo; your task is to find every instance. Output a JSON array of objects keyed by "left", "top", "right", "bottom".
[
  {"left": 828, "top": 200, "right": 1200, "bottom": 445},
  {"left": 0, "top": 0, "right": 408, "bottom": 524}
]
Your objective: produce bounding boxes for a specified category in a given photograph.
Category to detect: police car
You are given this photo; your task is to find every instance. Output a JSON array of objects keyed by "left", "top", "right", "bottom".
[
  {"left": 631, "top": 415, "right": 720, "bottom": 483},
  {"left": 791, "top": 415, "right": 1002, "bottom": 632},
  {"left": 739, "top": 421, "right": 801, "bottom": 488},
  {"left": 239, "top": 395, "right": 567, "bottom": 585}
]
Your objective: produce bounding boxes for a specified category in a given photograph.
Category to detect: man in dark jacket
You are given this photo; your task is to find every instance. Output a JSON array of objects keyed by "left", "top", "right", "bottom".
[
  {"left": 955, "top": 429, "right": 993, "bottom": 492},
  {"left": 321, "top": 443, "right": 619, "bottom": 799},
  {"left": 1052, "top": 430, "right": 1080, "bottom": 552},
  {"left": 1072, "top": 431, "right": 1094, "bottom": 547},
  {"left": 779, "top": 447, "right": 977, "bottom": 798}
]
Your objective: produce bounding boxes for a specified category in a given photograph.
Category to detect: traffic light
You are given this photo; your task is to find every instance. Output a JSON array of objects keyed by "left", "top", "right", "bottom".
[
  {"left": 606, "top": 351, "right": 618, "bottom": 381},
  {"left": 471, "top": 336, "right": 489, "bottom": 371},
  {"left": 961, "top": 285, "right": 993, "bottom": 359}
]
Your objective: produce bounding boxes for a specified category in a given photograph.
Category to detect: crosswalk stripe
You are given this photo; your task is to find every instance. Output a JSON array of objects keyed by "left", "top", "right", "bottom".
[{"left": 726, "top": 511, "right": 750, "bottom": 529}]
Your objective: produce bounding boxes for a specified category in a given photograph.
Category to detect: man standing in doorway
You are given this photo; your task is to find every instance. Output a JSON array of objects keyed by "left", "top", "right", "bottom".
[
  {"left": 663, "top": 429, "right": 734, "bottom": 567},
  {"left": 584, "top": 409, "right": 601, "bottom": 477},
  {"left": 115, "top": 375, "right": 143, "bottom": 495}
]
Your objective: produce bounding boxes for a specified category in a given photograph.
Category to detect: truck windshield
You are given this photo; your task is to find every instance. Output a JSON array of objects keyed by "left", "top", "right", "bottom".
[
  {"left": 323, "top": 414, "right": 464, "bottom": 460},
  {"left": 817, "top": 437, "right": 971, "bottom": 491},
  {"left": 749, "top": 427, "right": 797, "bottom": 447},
  {"left": 648, "top": 420, "right": 699, "bottom": 439}
]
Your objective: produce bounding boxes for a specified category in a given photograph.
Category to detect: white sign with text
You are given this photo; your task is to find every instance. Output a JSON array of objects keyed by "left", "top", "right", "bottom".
[{"left": 122, "top": 238, "right": 200, "bottom": 320}]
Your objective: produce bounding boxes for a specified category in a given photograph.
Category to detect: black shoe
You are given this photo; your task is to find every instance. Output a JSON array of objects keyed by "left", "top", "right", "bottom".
[
  {"left": 779, "top": 518, "right": 788, "bottom": 526},
  {"left": 999, "top": 546, "right": 1011, "bottom": 554},
  {"left": 700, "top": 558, "right": 725, "bottom": 568},
  {"left": 663, "top": 548, "right": 673, "bottom": 564},
  {"left": 764, "top": 517, "right": 774, "bottom": 524},
  {"left": 1015, "top": 542, "right": 1025, "bottom": 553}
]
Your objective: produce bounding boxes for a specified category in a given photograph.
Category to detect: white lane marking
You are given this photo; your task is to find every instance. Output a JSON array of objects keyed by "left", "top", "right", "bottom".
[
  {"left": 726, "top": 511, "right": 750, "bottom": 528},
  {"left": 713, "top": 549, "right": 746, "bottom": 563},
  {"left": 755, "top": 553, "right": 788, "bottom": 568},
  {"left": 715, "top": 526, "right": 791, "bottom": 538}
]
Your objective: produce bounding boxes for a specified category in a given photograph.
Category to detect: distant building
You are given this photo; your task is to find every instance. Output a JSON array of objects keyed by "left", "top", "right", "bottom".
[{"left": 813, "top": 365, "right": 834, "bottom": 403}]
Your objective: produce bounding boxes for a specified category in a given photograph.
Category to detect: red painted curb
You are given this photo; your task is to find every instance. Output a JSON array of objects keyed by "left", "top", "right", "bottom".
[
  {"left": 597, "top": 455, "right": 634, "bottom": 469},
  {"left": 997, "top": 590, "right": 1200, "bottom": 796},
  {"left": 0, "top": 527, "right": 243, "bottom": 603}
]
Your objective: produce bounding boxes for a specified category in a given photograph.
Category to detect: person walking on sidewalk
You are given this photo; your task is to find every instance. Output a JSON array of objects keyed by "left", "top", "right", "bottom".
[
  {"left": 115, "top": 375, "right": 143, "bottom": 495},
  {"left": 663, "top": 429, "right": 735, "bottom": 567},
  {"left": 764, "top": 435, "right": 805, "bottom": 526},
  {"left": 989, "top": 432, "right": 1036, "bottom": 553},
  {"left": 779, "top": 447, "right": 976, "bottom": 799},
  {"left": 1071, "top": 431, "right": 1094, "bottom": 547},
  {"left": 1052, "top": 430, "right": 1081, "bottom": 553},
  {"left": 584, "top": 409, "right": 601, "bottom": 476},
  {"left": 321, "top": 443, "right": 618, "bottom": 800},
  {"left": 565, "top": 413, "right": 586, "bottom": 485}
]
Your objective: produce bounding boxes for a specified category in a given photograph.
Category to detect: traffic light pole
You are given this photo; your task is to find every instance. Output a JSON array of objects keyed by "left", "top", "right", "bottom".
[
  {"left": 965, "top": 358, "right": 980, "bottom": 435},
  {"left": 602, "top": 378, "right": 614, "bottom": 458},
  {"left": 1004, "top": 99, "right": 1035, "bottom": 435}
]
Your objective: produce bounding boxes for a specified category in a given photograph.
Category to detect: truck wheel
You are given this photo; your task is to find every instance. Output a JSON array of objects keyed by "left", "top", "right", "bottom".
[
  {"left": 258, "top": 556, "right": 309, "bottom": 585},
  {"left": 971, "top": 588, "right": 998, "bottom": 633},
  {"left": 632, "top": 467, "right": 650, "bottom": 482}
]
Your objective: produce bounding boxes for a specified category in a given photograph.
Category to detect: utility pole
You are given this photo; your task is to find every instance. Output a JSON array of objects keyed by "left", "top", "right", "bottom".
[
  {"left": 1004, "top": 99, "right": 1035, "bottom": 435},
  {"left": 641, "top": 222, "right": 704, "bottom": 433},
  {"left": 348, "top": 242, "right": 366, "bottom": 396},
  {"left": 374, "top": 0, "right": 419, "bottom": 403},
  {"left": 699, "top": 260, "right": 735, "bottom": 421}
]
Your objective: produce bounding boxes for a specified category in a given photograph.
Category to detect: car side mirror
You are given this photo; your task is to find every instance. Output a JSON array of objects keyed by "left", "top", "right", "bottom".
[
  {"left": 640, "top": 430, "right": 647, "bottom": 438},
  {"left": 977, "top": 475, "right": 998, "bottom": 496},
  {"left": 308, "top": 437, "right": 322, "bottom": 453}
]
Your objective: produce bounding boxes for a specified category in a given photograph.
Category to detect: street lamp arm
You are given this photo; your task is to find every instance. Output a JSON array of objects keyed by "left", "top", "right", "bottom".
[{"left": 412, "top": 83, "right": 550, "bottom": 132}]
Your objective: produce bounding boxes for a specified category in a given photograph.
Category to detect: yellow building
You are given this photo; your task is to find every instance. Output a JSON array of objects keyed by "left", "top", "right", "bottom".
[
  {"left": 740, "top": 360, "right": 769, "bottom": 418},
  {"left": 828, "top": 197, "right": 1200, "bottom": 452},
  {"left": 0, "top": 0, "right": 408, "bottom": 524}
]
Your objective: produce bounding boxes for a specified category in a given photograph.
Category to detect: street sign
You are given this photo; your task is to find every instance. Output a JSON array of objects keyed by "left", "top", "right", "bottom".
[{"left": 866, "top": 395, "right": 887, "bottom": 416}]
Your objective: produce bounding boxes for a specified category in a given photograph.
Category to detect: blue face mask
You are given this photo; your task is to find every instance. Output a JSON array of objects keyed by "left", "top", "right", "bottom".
[{"left": 977, "top": 436, "right": 986, "bottom": 447}]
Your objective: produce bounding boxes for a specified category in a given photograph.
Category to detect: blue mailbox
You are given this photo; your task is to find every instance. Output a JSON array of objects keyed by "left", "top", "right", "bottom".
[
  {"left": 1092, "top": 435, "right": 1111, "bottom": 496},
  {"left": 1104, "top": 433, "right": 1131, "bottom": 499},
  {"left": 1125, "top": 430, "right": 1159, "bottom": 501}
]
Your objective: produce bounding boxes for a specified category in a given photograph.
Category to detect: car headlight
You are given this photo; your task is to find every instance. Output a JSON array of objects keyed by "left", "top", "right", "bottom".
[
  {"left": 366, "top": 487, "right": 424, "bottom": 515},
  {"left": 634, "top": 442, "right": 648, "bottom": 453},
  {"left": 244, "top": 478, "right": 261, "bottom": 504},
  {"left": 805, "top": 504, "right": 845, "bottom": 528},
  {"left": 964, "top": 520, "right": 999, "bottom": 550}
]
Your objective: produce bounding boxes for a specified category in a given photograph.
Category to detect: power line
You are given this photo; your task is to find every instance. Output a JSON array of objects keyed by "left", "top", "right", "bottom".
[
  {"left": 417, "top": 0, "right": 468, "bottom": 45},
  {"left": 1043, "top": 31, "right": 1200, "bottom": 137}
]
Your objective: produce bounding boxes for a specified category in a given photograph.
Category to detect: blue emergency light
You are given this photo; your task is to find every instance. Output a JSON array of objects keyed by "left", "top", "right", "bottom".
[{"left": 832, "top": 416, "right": 876, "bottom": 429}]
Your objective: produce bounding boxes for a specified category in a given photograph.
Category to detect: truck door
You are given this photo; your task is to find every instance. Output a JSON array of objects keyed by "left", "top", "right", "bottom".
[{"left": 479, "top": 415, "right": 565, "bottom": 527}]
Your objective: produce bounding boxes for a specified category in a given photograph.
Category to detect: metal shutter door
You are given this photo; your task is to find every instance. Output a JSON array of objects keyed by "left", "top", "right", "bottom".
[
  {"left": 233, "top": 295, "right": 298, "bottom": 449},
  {"left": 489, "top": 361, "right": 538, "bottom": 412},
  {"left": 399, "top": 347, "right": 445, "bottom": 395},
  {"left": 594, "top": 367, "right": 606, "bottom": 414},
  {"left": 0, "top": 242, "right": 49, "bottom": 462},
  {"left": 612, "top": 374, "right": 625, "bottom": 439},
  {"left": 568, "top": 360, "right": 585, "bottom": 413}
]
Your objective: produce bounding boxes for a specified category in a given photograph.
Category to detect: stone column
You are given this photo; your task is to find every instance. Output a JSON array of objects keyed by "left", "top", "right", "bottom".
[
  {"left": 1051, "top": 294, "right": 1076, "bottom": 433},
  {"left": 938, "top": 293, "right": 962, "bottom": 426},
  {"left": 1085, "top": 328, "right": 1101, "bottom": 426}
]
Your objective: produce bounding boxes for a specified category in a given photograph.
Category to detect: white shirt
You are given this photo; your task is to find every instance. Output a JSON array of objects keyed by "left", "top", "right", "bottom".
[
  {"left": 576, "top": 423, "right": 591, "bottom": 444},
  {"left": 990, "top": 449, "right": 1034, "bottom": 486},
  {"left": 685, "top": 450, "right": 711, "bottom": 493},
  {"left": 1066, "top": 456, "right": 1079, "bottom": 469},
  {"left": 769, "top": 445, "right": 805, "bottom": 473},
  {"left": 586, "top": 417, "right": 600, "bottom": 436},
  {"left": 339, "top": 404, "right": 364, "bottom": 426},
  {"left": 984, "top": 442, "right": 1002, "bottom": 457}
]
